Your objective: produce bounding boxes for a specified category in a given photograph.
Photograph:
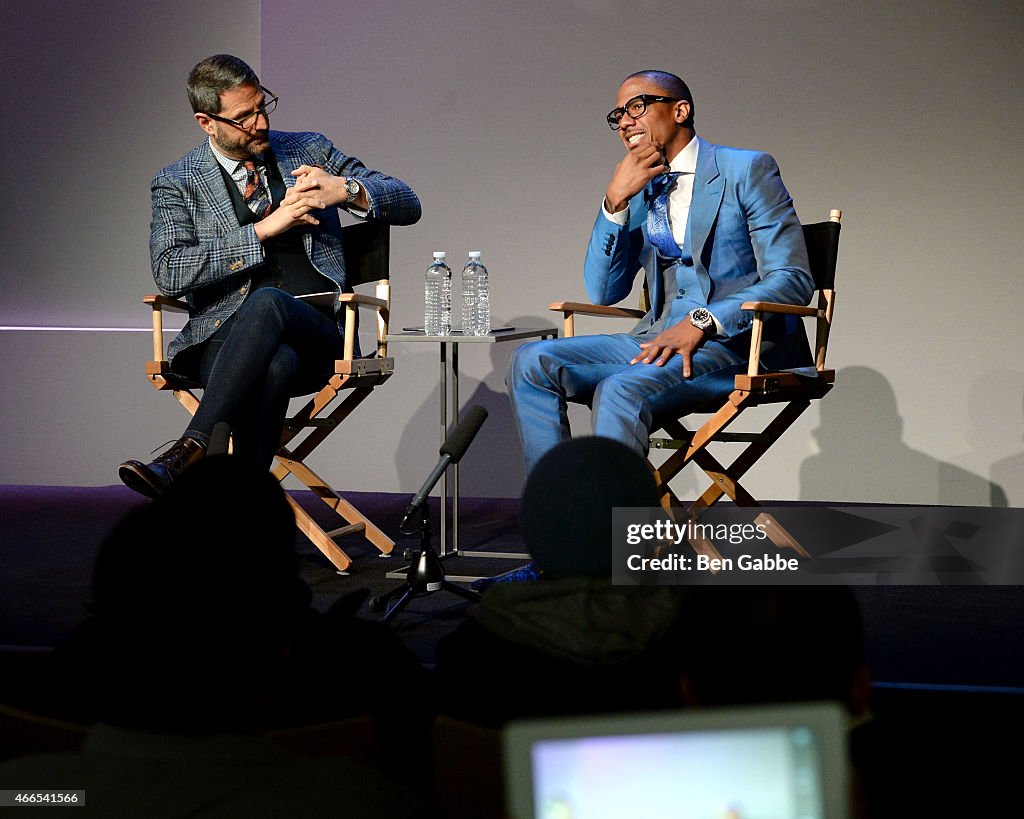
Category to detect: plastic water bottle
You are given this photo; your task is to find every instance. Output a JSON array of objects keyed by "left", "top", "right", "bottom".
[
  {"left": 461, "top": 251, "right": 490, "bottom": 336},
  {"left": 424, "top": 251, "right": 452, "bottom": 335}
]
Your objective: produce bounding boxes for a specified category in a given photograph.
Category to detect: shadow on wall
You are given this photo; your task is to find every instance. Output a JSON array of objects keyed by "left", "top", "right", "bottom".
[
  {"left": 394, "top": 314, "right": 557, "bottom": 501},
  {"left": 800, "top": 366, "right": 1006, "bottom": 507},
  {"left": 954, "top": 369, "right": 1024, "bottom": 507}
]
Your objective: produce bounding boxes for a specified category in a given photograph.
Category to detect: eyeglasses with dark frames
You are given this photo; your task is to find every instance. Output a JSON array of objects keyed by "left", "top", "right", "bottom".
[
  {"left": 606, "top": 94, "right": 681, "bottom": 130},
  {"left": 206, "top": 86, "right": 279, "bottom": 130}
]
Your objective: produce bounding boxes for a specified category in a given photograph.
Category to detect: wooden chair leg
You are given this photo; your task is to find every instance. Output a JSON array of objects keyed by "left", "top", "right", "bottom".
[
  {"left": 159, "top": 371, "right": 395, "bottom": 569},
  {"left": 678, "top": 398, "right": 812, "bottom": 514},
  {"left": 652, "top": 498, "right": 725, "bottom": 565},
  {"left": 284, "top": 494, "right": 355, "bottom": 573},
  {"left": 273, "top": 454, "right": 395, "bottom": 557},
  {"left": 280, "top": 384, "right": 378, "bottom": 458},
  {"left": 754, "top": 512, "right": 811, "bottom": 558},
  {"left": 713, "top": 399, "right": 811, "bottom": 487},
  {"left": 654, "top": 398, "right": 745, "bottom": 490},
  {"left": 683, "top": 520, "right": 726, "bottom": 565},
  {"left": 655, "top": 398, "right": 817, "bottom": 559},
  {"left": 173, "top": 389, "right": 200, "bottom": 415},
  {"left": 272, "top": 379, "right": 395, "bottom": 566}
]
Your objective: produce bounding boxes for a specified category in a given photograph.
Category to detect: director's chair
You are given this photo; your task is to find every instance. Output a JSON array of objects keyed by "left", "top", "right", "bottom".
[
  {"left": 549, "top": 209, "right": 843, "bottom": 562},
  {"left": 143, "top": 220, "right": 396, "bottom": 572}
]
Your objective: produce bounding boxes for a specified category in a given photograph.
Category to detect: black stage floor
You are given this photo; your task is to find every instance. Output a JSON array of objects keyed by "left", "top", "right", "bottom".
[{"left": 3, "top": 484, "right": 1023, "bottom": 690}]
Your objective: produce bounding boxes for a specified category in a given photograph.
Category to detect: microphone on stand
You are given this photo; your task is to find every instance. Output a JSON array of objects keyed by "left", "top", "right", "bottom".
[{"left": 400, "top": 405, "right": 488, "bottom": 530}]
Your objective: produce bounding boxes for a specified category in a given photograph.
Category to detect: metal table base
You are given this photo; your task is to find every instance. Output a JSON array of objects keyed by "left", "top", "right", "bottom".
[{"left": 386, "top": 326, "right": 557, "bottom": 564}]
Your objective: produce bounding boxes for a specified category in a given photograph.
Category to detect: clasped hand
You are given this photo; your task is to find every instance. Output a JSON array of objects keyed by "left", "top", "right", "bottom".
[
  {"left": 631, "top": 320, "right": 709, "bottom": 378},
  {"left": 291, "top": 164, "right": 351, "bottom": 207},
  {"left": 254, "top": 165, "right": 350, "bottom": 240},
  {"left": 604, "top": 138, "right": 668, "bottom": 214}
]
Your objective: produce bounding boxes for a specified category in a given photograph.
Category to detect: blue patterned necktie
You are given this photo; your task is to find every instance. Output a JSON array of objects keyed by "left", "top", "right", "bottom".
[
  {"left": 647, "top": 171, "right": 683, "bottom": 258},
  {"left": 242, "top": 160, "right": 272, "bottom": 219}
]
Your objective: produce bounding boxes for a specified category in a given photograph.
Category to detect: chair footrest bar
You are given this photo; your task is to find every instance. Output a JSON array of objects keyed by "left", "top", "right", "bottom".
[
  {"left": 325, "top": 523, "right": 366, "bottom": 539},
  {"left": 706, "top": 432, "right": 766, "bottom": 443},
  {"left": 651, "top": 432, "right": 766, "bottom": 448},
  {"left": 649, "top": 438, "right": 687, "bottom": 450},
  {"left": 291, "top": 419, "right": 339, "bottom": 429}
]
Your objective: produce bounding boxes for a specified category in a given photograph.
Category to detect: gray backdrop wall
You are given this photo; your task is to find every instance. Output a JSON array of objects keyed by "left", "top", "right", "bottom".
[{"left": 2, "top": 0, "right": 1022, "bottom": 506}]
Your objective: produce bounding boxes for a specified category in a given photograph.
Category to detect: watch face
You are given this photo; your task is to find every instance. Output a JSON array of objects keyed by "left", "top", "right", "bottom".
[
  {"left": 346, "top": 179, "right": 360, "bottom": 195},
  {"left": 691, "top": 308, "right": 713, "bottom": 329}
]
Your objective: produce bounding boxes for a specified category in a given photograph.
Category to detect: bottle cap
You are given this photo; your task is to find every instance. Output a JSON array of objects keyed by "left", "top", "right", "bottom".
[
  {"left": 433, "top": 251, "right": 446, "bottom": 259},
  {"left": 468, "top": 251, "right": 482, "bottom": 259}
]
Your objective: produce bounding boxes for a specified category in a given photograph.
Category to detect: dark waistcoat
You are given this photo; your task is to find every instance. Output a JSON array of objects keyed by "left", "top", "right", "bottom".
[{"left": 217, "top": 160, "right": 331, "bottom": 302}]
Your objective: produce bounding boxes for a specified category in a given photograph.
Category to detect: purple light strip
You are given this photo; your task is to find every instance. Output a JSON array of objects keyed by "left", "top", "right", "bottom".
[{"left": 0, "top": 326, "right": 183, "bottom": 333}]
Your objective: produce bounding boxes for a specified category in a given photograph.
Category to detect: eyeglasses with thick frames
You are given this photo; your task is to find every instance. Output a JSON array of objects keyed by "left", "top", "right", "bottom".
[
  {"left": 206, "top": 87, "right": 279, "bottom": 130},
  {"left": 606, "top": 94, "right": 681, "bottom": 130}
]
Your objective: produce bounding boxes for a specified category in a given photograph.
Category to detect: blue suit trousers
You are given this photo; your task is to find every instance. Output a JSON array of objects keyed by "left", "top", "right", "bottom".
[{"left": 506, "top": 332, "right": 749, "bottom": 475}]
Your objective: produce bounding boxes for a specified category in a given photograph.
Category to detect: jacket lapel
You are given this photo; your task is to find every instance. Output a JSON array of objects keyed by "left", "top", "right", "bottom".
[
  {"left": 638, "top": 182, "right": 663, "bottom": 323},
  {"left": 188, "top": 142, "right": 240, "bottom": 234},
  {"left": 688, "top": 137, "right": 725, "bottom": 278},
  {"left": 266, "top": 135, "right": 317, "bottom": 257}
]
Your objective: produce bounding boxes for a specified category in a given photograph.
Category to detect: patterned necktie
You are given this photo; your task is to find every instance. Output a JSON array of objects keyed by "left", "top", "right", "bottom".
[
  {"left": 242, "top": 160, "right": 272, "bottom": 219},
  {"left": 647, "top": 171, "right": 683, "bottom": 258}
]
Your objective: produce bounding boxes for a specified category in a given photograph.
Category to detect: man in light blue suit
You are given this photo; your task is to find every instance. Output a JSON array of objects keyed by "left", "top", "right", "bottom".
[
  {"left": 507, "top": 70, "right": 813, "bottom": 475},
  {"left": 120, "top": 55, "right": 420, "bottom": 497}
]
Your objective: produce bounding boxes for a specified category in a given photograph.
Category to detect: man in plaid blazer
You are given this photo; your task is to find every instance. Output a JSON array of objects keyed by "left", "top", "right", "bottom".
[{"left": 120, "top": 54, "right": 420, "bottom": 498}]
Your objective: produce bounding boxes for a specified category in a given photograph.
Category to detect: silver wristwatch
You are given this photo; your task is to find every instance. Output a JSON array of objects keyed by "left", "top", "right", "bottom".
[
  {"left": 343, "top": 177, "right": 361, "bottom": 201},
  {"left": 689, "top": 307, "right": 715, "bottom": 333}
]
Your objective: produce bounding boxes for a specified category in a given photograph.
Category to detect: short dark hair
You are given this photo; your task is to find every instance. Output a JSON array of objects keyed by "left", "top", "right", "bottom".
[
  {"left": 624, "top": 69, "right": 695, "bottom": 129},
  {"left": 90, "top": 456, "right": 307, "bottom": 732},
  {"left": 186, "top": 54, "right": 260, "bottom": 114},
  {"left": 521, "top": 437, "right": 660, "bottom": 578}
]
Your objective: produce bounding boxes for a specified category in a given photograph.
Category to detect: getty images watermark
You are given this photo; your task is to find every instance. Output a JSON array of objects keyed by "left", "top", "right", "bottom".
[
  {"left": 611, "top": 505, "right": 1024, "bottom": 586},
  {"left": 624, "top": 518, "right": 799, "bottom": 573}
]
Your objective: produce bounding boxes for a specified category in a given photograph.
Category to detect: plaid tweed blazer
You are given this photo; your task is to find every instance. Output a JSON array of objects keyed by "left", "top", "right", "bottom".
[{"left": 149, "top": 130, "right": 421, "bottom": 364}]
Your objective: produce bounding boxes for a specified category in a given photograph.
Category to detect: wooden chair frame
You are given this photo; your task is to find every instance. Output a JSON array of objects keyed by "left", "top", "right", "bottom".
[
  {"left": 549, "top": 209, "right": 843, "bottom": 562},
  {"left": 142, "top": 221, "right": 396, "bottom": 572}
]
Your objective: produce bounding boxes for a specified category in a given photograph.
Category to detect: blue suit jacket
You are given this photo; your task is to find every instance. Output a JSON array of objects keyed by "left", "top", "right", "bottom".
[
  {"left": 583, "top": 136, "right": 813, "bottom": 340},
  {"left": 150, "top": 131, "right": 421, "bottom": 364}
]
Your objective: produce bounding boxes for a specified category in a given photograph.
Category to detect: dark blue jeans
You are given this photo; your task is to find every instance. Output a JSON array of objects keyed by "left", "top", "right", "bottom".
[{"left": 183, "top": 288, "right": 344, "bottom": 469}]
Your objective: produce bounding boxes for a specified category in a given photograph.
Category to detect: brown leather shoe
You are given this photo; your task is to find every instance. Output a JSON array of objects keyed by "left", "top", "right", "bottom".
[{"left": 119, "top": 437, "right": 207, "bottom": 499}]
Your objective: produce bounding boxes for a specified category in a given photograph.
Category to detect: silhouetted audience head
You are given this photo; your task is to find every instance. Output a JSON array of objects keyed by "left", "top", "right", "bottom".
[
  {"left": 89, "top": 455, "right": 307, "bottom": 733},
  {"left": 521, "top": 436, "right": 661, "bottom": 578},
  {"left": 434, "top": 437, "right": 686, "bottom": 732}
]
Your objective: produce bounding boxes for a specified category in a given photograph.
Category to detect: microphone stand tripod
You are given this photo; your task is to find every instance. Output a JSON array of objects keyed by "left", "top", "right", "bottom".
[
  {"left": 370, "top": 499, "right": 480, "bottom": 623},
  {"left": 372, "top": 404, "right": 488, "bottom": 622}
]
